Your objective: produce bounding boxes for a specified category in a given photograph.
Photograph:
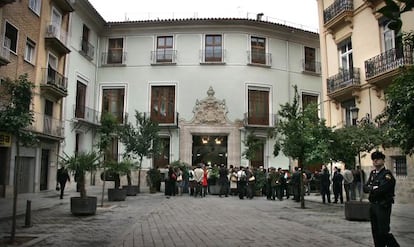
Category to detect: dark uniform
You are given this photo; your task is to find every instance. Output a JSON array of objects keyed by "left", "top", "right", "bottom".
[{"left": 364, "top": 163, "right": 399, "bottom": 246}]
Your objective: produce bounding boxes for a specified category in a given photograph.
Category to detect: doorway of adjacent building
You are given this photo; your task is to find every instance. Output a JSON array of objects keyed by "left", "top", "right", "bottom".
[
  {"left": 17, "top": 157, "right": 35, "bottom": 193},
  {"left": 40, "top": 149, "right": 49, "bottom": 191},
  {"left": 192, "top": 135, "right": 227, "bottom": 166},
  {"left": 0, "top": 147, "right": 9, "bottom": 197}
]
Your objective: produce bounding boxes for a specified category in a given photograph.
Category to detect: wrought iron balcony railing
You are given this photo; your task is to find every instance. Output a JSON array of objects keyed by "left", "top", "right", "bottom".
[
  {"left": 42, "top": 67, "right": 68, "bottom": 91},
  {"left": 365, "top": 45, "right": 414, "bottom": 80},
  {"left": 149, "top": 111, "right": 179, "bottom": 127},
  {"left": 80, "top": 39, "right": 95, "bottom": 60},
  {"left": 302, "top": 59, "right": 321, "bottom": 74},
  {"left": 247, "top": 51, "right": 272, "bottom": 66},
  {"left": 151, "top": 49, "right": 177, "bottom": 64},
  {"left": 200, "top": 49, "right": 226, "bottom": 63},
  {"left": 27, "top": 112, "right": 64, "bottom": 138},
  {"left": 101, "top": 111, "right": 128, "bottom": 124},
  {"left": 101, "top": 51, "right": 127, "bottom": 65},
  {"left": 327, "top": 68, "right": 360, "bottom": 94},
  {"left": 323, "top": 0, "right": 353, "bottom": 24},
  {"left": 74, "top": 105, "right": 100, "bottom": 125}
]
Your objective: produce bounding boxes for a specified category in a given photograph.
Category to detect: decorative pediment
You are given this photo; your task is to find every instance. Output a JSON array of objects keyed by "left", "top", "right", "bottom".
[{"left": 191, "top": 86, "right": 229, "bottom": 125}]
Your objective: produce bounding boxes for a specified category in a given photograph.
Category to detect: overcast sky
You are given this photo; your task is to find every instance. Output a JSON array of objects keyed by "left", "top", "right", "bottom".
[{"left": 88, "top": 0, "right": 320, "bottom": 32}]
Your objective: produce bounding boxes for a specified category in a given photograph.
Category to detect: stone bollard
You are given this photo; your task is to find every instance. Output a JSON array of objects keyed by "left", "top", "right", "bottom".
[{"left": 24, "top": 200, "right": 32, "bottom": 227}]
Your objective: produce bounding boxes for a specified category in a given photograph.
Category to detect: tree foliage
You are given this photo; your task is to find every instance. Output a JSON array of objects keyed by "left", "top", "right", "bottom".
[
  {"left": 378, "top": 0, "right": 414, "bottom": 32},
  {"left": 378, "top": 66, "right": 414, "bottom": 155},
  {"left": 242, "top": 132, "right": 265, "bottom": 161},
  {"left": 272, "top": 86, "right": 334, "bottom": 167}
]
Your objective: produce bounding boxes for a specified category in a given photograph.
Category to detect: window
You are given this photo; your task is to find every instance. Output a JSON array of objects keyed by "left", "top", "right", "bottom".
[
  {"left": 302, "top": 93, "right": 318, "bottom": 110},
  {"left": 24, "top": 39, "right": 36, "bottom": 64},
  {"left": 44, "top": 100, "right": 53, "bottom": 134},
  {"left": 102, "top": 88, "right": 125, "bottom": 123},
  {"left": 392, "top": 156, "right": 407, "bottom": 176},
  {"left": 29, "top": 0, "right": 41, "bottom": 15},
  {"left": 341, "top": 99, "right": 355, "bottom": 126},
  {"left": 4, "top": 22, "right": 18, "bottom": 53},
  {"left": 339, "top": 38, "right": 353, "bottom": 71},
  {"left": 105, "top": 138, "right": 118, "bottom": 162},
  {"left": 75, "top": 81, "right": 86, "bottom": 118},
  {"left": 153, "top": 137, "right": 170, "bottom": 168},
  {"left": 251, "top": 36, "right": 266, "bottom": 64},
  {"left": 304, "top": 47, "right": 316, "bottom": 72},
  {"left": 81, "top": 25, "right": 93, "bottom": 58},
  {"left": 156, "top": 36, "right": 173, "bottom": 63},
  {"left": 381, "top": 20, "right": 403, "bottom": 59},
  {"left": 107, "top": 38, "right": 123, "bottom": 64},
  {"left": 248, "top": 89, "right": 269, "bottom": 125},
  {"left": 205, "top": 35, "right": 222, "bottom": 62},
  {"left": 151, "top": 86, "right": 175, "bottom": 124}
]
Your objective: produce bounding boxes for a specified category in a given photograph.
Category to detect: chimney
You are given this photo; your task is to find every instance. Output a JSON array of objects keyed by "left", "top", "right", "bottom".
[{"left": 256, "top": 13, "right": 264, "bottom": 21}]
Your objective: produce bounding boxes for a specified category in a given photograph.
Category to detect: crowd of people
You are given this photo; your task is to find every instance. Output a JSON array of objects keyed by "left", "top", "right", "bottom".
[{"left": 162, "top": 162, "right": 371, "bottom": 206}]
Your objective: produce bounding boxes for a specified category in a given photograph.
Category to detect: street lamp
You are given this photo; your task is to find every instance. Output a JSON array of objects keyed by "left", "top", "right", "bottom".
[{"left": 350, "top": 106, "right": 371, "bottom": 126}]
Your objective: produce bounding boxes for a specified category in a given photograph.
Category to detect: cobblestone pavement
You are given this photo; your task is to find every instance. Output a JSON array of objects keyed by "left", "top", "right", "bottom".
[{"left": 0, "top": 187, "right": 413, "bottom": 247}]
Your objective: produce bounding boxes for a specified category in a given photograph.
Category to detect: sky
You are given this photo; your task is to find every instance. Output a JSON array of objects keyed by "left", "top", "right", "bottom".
[{"left": 88, "top": 0, "right": 320, "bottom": 32}]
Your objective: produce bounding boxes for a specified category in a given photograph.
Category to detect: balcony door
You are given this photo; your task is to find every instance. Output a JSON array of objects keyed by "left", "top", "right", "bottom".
[
  {"left": 102, "top": 88, "right": 125, "bottom": 123},
  {"left": 51, "top": 7, "right": 62, "bottom": 38},
  {"left": 75, "top": 81, "right": 86, "bottom": 118},
  {"left": 248, "top": 89, "right": 269, "bottom": 125}
]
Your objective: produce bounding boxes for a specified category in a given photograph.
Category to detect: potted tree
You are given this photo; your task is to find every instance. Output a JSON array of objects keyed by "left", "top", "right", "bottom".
[
  {"left": 60, "top": 151, "right": 100, "bottom": 215},
  {"left": 146, "top": 168, "right": 162, "bottom": 193},
  {"left": 104, "top": 159, "right": 133, "bottom": 201}
]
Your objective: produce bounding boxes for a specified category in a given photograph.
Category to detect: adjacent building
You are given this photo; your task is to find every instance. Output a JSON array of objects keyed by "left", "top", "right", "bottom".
[
  {"left": 317, "top": 0, "right": 414, "bottom": 203},
  {"left": 0, "top": 0, "right": 72, "bottom": 197}
]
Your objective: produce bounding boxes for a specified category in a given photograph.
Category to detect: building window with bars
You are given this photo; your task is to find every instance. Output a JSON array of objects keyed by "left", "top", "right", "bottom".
[{"left": 392, "top": 156, "right": 407, "bottom": 177}]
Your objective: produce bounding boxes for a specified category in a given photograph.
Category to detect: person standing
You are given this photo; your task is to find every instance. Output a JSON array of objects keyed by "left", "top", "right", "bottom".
[
  {"left": 332, "top": 167, "right": 344, "bottom": 204},
  {"left": 343, "top": 165, "right": 354, "bottom": 202},
  {"left": 291, "top": 167, "right": 301, "bottom": 202},
  {"left": 364, "top": 151, "right": 399, "bottom": 247},
  {"left": 57, "top": 167, "right": 70, "bottom": 199},
  {"left": 237, "top": 166, "right": 247, "bottom": 199},
  {"left": 320, "top": 165, "right": 331, "bottom": 204},
  {"left": 218, "top": 164, "right": 229, "bottom": 197},
  {"left": 193, "top": 164, "right": 204, "bottom": 197}
]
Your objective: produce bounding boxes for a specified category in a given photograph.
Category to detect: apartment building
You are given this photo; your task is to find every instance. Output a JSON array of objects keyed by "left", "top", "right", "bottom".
[
  {"left": 317, "top": 0, "right": 414, "bottom": 203},
  {"left": 0, "top": 0, "right": 72, "bottom": 197},
  {"left": 62, "top": 1, "right": 323, "bottom": 187}
]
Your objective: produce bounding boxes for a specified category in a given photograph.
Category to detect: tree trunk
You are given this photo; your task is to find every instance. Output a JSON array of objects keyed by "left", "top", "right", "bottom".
[
  {"left": 137, "top": 157, "right": 143, "bottom": 193},
  {"left": 101, "top": 167, "right": 106, "bottom": 207},
  {"left": 10, "top": 139, "right": 20, "bottom": 243},
  {"left": 80, "top": 172, "right": 86, "bottom": 199},
  {"left": 299, "top": 158, "right": 305, "bottom": 209}
]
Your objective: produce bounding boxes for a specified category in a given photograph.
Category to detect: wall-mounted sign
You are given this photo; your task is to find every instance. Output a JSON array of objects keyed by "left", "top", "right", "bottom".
[{"left": 0, "top": 132, "right": 12, "bottom": 147}]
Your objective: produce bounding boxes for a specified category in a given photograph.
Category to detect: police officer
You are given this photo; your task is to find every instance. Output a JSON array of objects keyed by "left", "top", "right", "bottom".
[{"left": 363, "top": 151, "right": 399, "bottom": 247}]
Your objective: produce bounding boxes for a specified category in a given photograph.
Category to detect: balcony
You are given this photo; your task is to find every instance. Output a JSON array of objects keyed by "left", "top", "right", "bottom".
[
  {"left": 101, "top": 111, "right": 128, "bottom": 125},
  {"left": 149, "top": 112, "right": 179, "bottom": 128},
  {"left": 200, "top": 49, "right": 226, "bottom": 64},
  {"left": 247, "top": 51, "right": 272, "bottom": 67},
  {"left": 323, "top": 0, "right": 353, "bottom": 32},
  {"left": 151, "top": 49, "right": 177, "bottom": 65},
  {"left": 51, "top": 0, "right": 74, "bottom": 13},
  {"left": 27, "top": 112, "right": 64, "bottom": 140},
  {"left": 365, "top": 45, "right": 414, "bottom": 88},
  {"left": 302, "top": 59, "right": 321, "bottom": 75},
  {"left": 101, "top": 51, "right": 127, "bottom": 66},
  {"left": 40, "top": 68, "right": 68, "bottom": 99},
  {"left": 74, "top": 105, "right": 101, "bottom": 126},
  {"left": 243, "top": 113, "right": 277, "bottom": 128},
  {"left": 0, "top": 0, "right": 16, "bottom": 8},
  {"left": 327, "top": 68, "right": 361, "bottom": 101},
  {"left": 80, "top": 39, "right": 94, "bottom": 61},
  {"left": 45, "top": 23, "right": 71, "bottom": 55}
]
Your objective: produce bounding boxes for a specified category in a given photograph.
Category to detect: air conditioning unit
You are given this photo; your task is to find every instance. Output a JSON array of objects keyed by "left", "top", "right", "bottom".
[{"left": 47, "top": 25, "right": 56, "bottom": 36}]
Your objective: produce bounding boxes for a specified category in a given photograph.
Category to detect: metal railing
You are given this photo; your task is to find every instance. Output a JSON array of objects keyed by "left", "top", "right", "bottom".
[
  {"left": 101, "top": 51, "right": 127, "bottom": 65},
  {"left": 45, "top": 23, "right": 68, "bottom": 45},
  {"left": 151, "top": 49, "right": 177, "bottom": 64},
  {"left": 27, "top": 112, "right": 64, "bottom": 138},
  {"left": 302, "top": 59, "right": 321, "bottom": 74},
  {"left": 323, "top": 0, "right": 353, "bottom": 24},
  {"left": 101, "top": 111, "right": 128, "bottom": 124},
  {"left": 243, "top": 113, "right": 277, "bottom": 127},
  {"left": 365, "top": 45, "right": 414, "bottom": 79},
  {"left": 74, "top": 105, "right": 101, "bottom": 125},
  {"left": 247, "top": 51, "right": 272, "bottom": 66},
  {"left": 80, "top": 39, "right": 95, "bottom": 60},
  {"left": 327, "top": 68, "right": 360, "bottom": 94},
  {"left": 200, "top": 49, "right": 226, "bottom": 63},
  {"left": 42, "top": 67, "right": 68, "bottom": 91},
  {"left": 148, "top": 111, "right": 179, "bottom": 127}
]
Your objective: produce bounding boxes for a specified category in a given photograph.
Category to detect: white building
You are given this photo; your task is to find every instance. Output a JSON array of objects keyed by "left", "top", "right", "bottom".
[{"left": 65, "top": 0, "right": 323, "bottom": 187}]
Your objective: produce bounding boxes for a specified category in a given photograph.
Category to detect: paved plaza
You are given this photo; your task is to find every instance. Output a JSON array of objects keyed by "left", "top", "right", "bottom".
[{"left": 0, "top": 186, "right": 413, "bottom": 247}]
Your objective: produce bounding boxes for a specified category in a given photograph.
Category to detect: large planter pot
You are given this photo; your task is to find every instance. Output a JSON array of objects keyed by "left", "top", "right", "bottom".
[
  {"left": 122, "top": 185, "right": 138, "bottom": 196},
  {"left": 345, "top": 201, "right": 371, "bottom": 221},
  {"left": 70, "top": 196, "right": 97, "bottom": 216},
  {"left": 209, "top": 184, "right": 221, "bottom": 195},
  {"left": 108, "top": 188, "right": 127, "bottom": 201}
]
